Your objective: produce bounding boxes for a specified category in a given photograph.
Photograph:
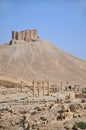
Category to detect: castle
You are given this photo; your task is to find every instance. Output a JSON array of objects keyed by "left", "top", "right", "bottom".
[{"left": 9, "top": 30, "right": 40, "bottom": 45}]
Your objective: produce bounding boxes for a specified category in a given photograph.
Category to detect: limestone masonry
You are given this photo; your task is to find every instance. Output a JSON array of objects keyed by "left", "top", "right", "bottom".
[{"left": 9, "top": 30, "right": 40, "bottom": 45}]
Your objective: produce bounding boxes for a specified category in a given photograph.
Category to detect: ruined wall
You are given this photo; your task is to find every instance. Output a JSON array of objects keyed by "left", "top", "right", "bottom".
[
  {"left": 10, "top": 30, "right": 40, "bottom": 45},
  {"left": 0, "top": 79, "right": 21, "bottom": 88}
]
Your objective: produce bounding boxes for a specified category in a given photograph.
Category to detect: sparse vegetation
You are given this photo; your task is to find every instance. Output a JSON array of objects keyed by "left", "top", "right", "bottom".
[{"left": 75, "top": 122, "right": 86, "bottom": 129}]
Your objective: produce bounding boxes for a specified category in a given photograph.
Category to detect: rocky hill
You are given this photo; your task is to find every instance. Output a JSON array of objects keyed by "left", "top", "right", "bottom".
[{"left": 0, "top": 38, "right": 86, "bottom": 86}]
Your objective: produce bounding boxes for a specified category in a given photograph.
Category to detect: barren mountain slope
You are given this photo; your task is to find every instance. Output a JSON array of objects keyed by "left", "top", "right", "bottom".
[{"left": 0, "top": 40, "right": 86, "bottom": 85}]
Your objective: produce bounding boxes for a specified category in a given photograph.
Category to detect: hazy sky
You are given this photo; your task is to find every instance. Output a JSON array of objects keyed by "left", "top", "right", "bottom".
[{"left": 0, "top": 0, "right": 86, "bottom": 60}]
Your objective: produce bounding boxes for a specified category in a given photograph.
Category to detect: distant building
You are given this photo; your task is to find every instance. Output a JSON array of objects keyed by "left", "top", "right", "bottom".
[{"left": 9, "top": 29, "right": 40, "bottom": 45}]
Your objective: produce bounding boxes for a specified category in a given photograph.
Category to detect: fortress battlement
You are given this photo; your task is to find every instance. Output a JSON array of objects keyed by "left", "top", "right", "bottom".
[{"left": 9, "top": 29, "right": 40, "bottom": 45}]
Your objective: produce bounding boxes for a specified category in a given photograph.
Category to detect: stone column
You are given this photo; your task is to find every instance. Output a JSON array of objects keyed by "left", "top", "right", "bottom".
[
  {"left": 61, "top": 82, "right": 63, "bottom": 91},
  {"left": 32, "top": 80, "right": 35, "bottom": 97},
  {"left": 47, "top": 81, "right": 50, "bottom": 96},
  {"left": 42, "top": 81, "right": 45, "bottom": 96},
  {"left": 37, "top": 81, "right": 40, "bottom": 97},
  {"left": 21, "top": 81, "right": 23, "bottom": 92}
]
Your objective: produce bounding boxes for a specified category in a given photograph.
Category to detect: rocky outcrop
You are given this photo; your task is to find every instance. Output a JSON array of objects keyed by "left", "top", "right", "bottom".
[
  {"left": 0, "top": 79, "right": 31, "bottom": 88},
  {"left": 0, "top": 79, "right": 21, "bottom": 88},
  {"left": 9, "top": 29, "right": 40, "bottom": 45}
]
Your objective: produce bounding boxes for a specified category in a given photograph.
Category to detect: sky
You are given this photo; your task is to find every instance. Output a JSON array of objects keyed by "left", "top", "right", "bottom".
[{"left": 0, "top": 0, "right": 86, "bottom": 60}]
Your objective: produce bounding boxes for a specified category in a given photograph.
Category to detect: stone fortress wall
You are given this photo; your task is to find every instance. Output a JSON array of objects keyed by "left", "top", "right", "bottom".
[{"left": 10, "top": 30, "right": 40, "bottom": 45}]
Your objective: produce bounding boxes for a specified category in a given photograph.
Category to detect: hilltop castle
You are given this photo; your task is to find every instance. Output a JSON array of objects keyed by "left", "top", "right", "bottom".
[{"left": 9, "top": 30, "right": 40, "bottom": 45}]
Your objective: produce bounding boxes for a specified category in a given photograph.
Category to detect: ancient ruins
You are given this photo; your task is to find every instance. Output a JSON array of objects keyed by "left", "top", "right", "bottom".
[
  {"left": 0, "top": 27, "right": 86, "bottom": 130},
  {"left": 0, "top": 79, "right": 86, "bottom": 130},
  {"left": 9, "top": 29, "right": 40, "bottom": 45},
  {"left": 32, "top": 80, "right": 50, "bottom": 97}
]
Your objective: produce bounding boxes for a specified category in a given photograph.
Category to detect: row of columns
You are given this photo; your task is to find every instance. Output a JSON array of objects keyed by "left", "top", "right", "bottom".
[
  {"left": 20, "top": 80, "right": 81, "bottom": 96},
  {"left": 32, "top": 80, "right": 50, "bottom": 97}
]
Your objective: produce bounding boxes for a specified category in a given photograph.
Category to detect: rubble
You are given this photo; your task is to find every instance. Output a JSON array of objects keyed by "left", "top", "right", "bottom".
[{"left": 0, "top": 81, "right": 86, "bottom": 130}]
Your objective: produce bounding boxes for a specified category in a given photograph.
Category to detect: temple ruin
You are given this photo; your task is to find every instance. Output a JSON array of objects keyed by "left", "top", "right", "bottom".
[
  {"left": 32, "top": 80, "right": 50, "bottom": 97},
  {"left": 9, "top": 29, "right": 40, "bottom": 45}
]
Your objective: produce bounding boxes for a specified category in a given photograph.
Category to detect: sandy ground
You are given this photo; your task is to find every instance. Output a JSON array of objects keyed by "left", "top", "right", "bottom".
[
  {"left": 0, "top": 41, "right": 86, "bottom": 85},
  {"left": 0, "top": 85, "right": 86, "bottom": 130}
]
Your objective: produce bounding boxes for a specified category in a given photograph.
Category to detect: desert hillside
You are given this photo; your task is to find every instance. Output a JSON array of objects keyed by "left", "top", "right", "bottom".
[{"left": 0, "top": 40, "right": 86, "bottom": 85}]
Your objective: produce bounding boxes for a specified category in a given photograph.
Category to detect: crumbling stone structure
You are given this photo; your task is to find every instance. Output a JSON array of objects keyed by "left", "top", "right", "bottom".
[
  {"left": 9, "top": 29, "right": 40, "bottom": 45},
  {"left": 32, "top": 80, "right": 50, "bottom": 97}
]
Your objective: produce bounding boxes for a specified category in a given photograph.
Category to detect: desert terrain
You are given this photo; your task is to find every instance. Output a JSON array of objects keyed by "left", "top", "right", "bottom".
[
  {"left": 0, "top": 40, "right": 86, "bottom": 85},
  {"left": 0, "top": 30, "right": 86, "bottom": 130},
  {"left": 0, "top": 82, "right": 86, "bottom": 130}
]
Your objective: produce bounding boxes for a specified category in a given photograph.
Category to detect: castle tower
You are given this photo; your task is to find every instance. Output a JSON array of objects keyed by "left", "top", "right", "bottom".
[
  {"left": 12, "top": 31, "right": 17, "bottom": 40},
  {"left": 10, "top": 29, "right": 40, "bottom": 45}
]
